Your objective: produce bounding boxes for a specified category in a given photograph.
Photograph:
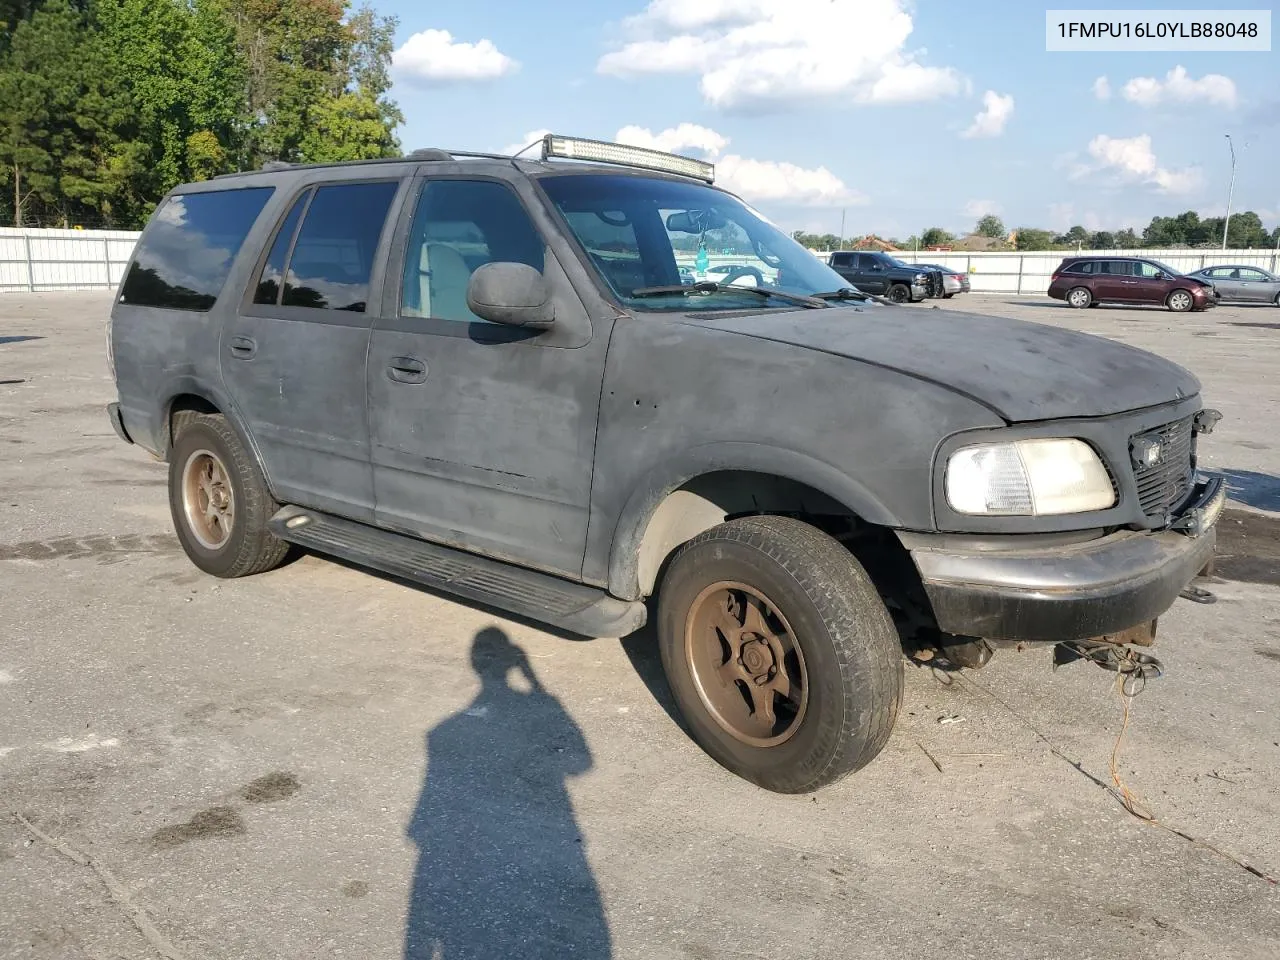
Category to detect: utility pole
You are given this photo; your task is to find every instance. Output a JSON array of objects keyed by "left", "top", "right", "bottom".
[
  {"left": 839, "top": 208, "right": 846, "bottom": 250},
  {"left": 1222, "top": 134, "right": 1237, "bottom": 251}
]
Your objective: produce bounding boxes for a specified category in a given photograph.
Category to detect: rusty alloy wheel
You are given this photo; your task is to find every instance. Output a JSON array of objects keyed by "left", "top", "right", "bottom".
[
  {"left": 181, "top": 448, "right": 235, "bottom": 551},
  {"left": 683, "top": 581, "right": 809, "bottom": 747}
]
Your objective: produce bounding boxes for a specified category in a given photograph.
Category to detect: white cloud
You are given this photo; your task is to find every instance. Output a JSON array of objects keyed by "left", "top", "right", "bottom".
[
  {"left": 618, "top": 124, "right": 862, "bottom": 205},
  {"left": 1077, "top": 134, "right": 1202, "bottom": 195},
  {"left": 1093, "top": 76, "right": 1111, "bottom": 100},
  {"left": 393, "top": 29, "right": 518, "bottom": 84},
  {"left": 499, "top": 129, "right": 552, "bottom": 156},
  {"left": 1121, "top": 66, "right": 1237, "bottom": 108},
  {"left": 616, "top": 123, "right": 729, "bottom": 158},
  {"left": 597, "top": 0, "right": 964, "bottom": 109},
  {"left": 716, "top": 155, "right": 864, "bottom": 206},
  {"left": 964, "top": 200, "right": 1002, "bottom": 219},
  {"left": 961, "top": 90, "right": 1014, "bottom": 139}
]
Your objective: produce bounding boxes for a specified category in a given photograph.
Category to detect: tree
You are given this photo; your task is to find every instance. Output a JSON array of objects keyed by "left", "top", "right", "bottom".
[
  {"left": 1225, "top": 211, "right": 1267, "bottom": 248},
  {"left": 1090, "top": 231, "right": 1115, "bottom": 248},
  {"left": 1054, "top": 225, "right": 1090, "bottom": 247},
  {"left": 1014, "top": 228, "right": 1054, "bottom": 251},
  {"left": 975, "top": 214, "right": 1005, "bottom": 239},
  {"left": 920, "top": 226, "right": 953, "bottom": 248},
  {"left": 0, "top": 0, "right": 144, "bottom": 226},
  {"left": 1114, "top": 228, "right": 1139, "bottom": 248}
]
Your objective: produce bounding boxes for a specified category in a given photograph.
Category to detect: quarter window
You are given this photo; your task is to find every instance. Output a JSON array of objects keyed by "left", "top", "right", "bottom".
[
  {"left": 253, "top": 191, "right": 308, "bottom": 305},
  {"left": 281, "top": 181, "right": 399, "bottom": 311},
  {"left": 121, "top": 187, "right": 274, "bottom": 311},
  {"left": 400, "top": 180, "right": 544, "bottom": 323}
]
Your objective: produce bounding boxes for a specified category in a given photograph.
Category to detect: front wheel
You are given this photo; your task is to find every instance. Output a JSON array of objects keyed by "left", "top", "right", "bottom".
[
  {"left": 885, "top": 283, "right": 910, "bottom": 304},
  {"left": 1167, "top": 289, "right": 1194, "bottom": 312},
  {"left": 656, "top": 516, "right": 903, "bottom": 794}
]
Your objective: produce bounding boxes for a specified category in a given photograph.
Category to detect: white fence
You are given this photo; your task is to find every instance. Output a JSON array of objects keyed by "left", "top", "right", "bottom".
[
  {"left": 1, "top": 226, "right": 1277, "bottom": 298},
  {"left": 903, "top": 248, "right": 1280, "bottom": 296},
  {"left": 0, "top": 227, "right": 140, "bottom": 293}
]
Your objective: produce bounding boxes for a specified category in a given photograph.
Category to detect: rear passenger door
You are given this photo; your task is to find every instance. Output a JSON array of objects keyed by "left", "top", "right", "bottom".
[
  {"left": 829, "top": 252, "right": 858, "bottom": 286},
  {"left": 222, "top": 175, "right": 408, "bottom": 521},
  {"left": 1093, "top": 260, "right": 1134, "bottom": 302},
  {"left": 365, "top": 173, "right": 609, "bottom": 578}
]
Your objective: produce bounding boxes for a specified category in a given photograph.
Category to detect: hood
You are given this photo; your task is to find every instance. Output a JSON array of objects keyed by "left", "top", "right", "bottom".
[{"left": 688, "top": 306, "right": 1201, "bottom": 423}]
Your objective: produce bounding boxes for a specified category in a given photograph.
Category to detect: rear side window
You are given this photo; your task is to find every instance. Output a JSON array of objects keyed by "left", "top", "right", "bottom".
[
  {"left": 830, "top": 253, "right": 853, "bottom": 268},
  {"left": 1064, "top": 260, "right": 1092, "bottom": 274},
  {"left": 284, "top": 181, "right": 399, "bottom": 311},
  {"left": 1097, "top": 260, "right": 1132, "bottom": 276},
  {"left": 120, "top": 187, "right": 274, "bottom": 311}
]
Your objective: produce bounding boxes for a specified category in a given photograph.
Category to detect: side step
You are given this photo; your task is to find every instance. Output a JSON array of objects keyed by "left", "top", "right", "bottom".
[{"left": 268, "top": 506, "right": 647, "bottom": 639}]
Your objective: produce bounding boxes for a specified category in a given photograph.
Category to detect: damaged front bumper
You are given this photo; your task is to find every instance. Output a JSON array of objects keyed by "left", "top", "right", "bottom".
[{"left": 901, "top": 475, "right": 1225, "bottom": 643}]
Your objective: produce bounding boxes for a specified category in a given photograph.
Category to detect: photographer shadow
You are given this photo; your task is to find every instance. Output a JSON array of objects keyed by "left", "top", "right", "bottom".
[{"left": 404, "top": 626, "right": 611, "bottom": 959}]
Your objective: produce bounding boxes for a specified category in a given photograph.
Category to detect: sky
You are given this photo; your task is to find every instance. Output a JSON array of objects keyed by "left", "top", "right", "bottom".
[{"left": 375, "top": 0, "right": 1279, "bottom": 240}]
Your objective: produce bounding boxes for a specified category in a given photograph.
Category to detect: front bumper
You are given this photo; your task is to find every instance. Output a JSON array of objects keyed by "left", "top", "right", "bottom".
[
  {"left": 902, "top": 476, "right": 1225, "bottom": 643},
  {"left": 106, "top": 401, "right": 133, "bottom": 445}
]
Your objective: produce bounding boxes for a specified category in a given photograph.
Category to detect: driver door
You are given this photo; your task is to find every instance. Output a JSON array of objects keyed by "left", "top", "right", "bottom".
[
  {"left": 856, "top": 254, "right": 888, "bottom": 295},
  {"left": 365, "top": 174, "right": 610, "bottom": 578}
]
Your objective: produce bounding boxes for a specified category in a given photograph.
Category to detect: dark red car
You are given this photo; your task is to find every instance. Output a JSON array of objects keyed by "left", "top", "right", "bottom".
[{"left": 1048, "top": 256, "right": 1216, "bottom": 312}]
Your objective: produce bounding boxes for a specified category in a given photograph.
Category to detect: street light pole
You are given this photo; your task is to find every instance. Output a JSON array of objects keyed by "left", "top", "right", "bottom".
[
  {"left": 839, "top": 207, "right": 846, "bottom": 250},
  {"left": 1222, "top": 134, "right": 1237, "bottom": 251}
]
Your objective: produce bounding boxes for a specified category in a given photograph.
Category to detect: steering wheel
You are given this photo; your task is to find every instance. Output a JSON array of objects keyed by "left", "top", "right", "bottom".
[{"left": 721, "top": 265, "right": 765, "bottom": 287}]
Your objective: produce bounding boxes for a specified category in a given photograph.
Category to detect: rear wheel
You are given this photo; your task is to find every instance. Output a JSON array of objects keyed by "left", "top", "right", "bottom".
[
  {"left": 1066, "top": 286, "right": 1092, "bottom": 308},
  {"left": 1273, "top": 291, "right": 1280, "bottom": 307},
  {"left": 656, "top": 516, "right": 903, "bottom": 794},
  {"left": 886, "top": 283, "right": 910, "bottom": 304},
  {"left": 168, "top": 412, "right": 290, "bottom": 578},
  {"left": 1167, "top": 289, "right": 1194, "bottom": 312}
]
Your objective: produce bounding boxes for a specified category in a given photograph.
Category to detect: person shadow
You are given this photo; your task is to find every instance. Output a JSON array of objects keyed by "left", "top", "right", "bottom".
[{"left": 404, "top": 627, "right": 612, "bottom": 959}]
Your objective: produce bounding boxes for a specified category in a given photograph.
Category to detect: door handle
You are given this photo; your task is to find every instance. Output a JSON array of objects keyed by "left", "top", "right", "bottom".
[
  {"left": 386, "top": 356, "right": 428, "bottom": 384},
  {"left": 228, "top": 335, "right": 257, "bottom": 359},
  {"left": 1120, "top": 280, "right": 1138, "bottom": 284}
]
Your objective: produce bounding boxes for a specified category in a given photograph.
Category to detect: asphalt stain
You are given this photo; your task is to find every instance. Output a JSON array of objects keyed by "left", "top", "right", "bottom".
[
  {"left": 240, "top": 771, "right": 301, "bottom": 804},
  {"left": 1215, "top": 509, "right": 1280, "bottom": 587},
  {"left": 151, "top": 806, "right": 246, "bottom": 849},
  {"left": 0, "top": 378, "right": 26, "bottom": 384},
  {"left": 0, "top": 336, "right": 42, "bottom": 345},
  {"left": 1256, "top": 648, "right": 1280, "bottom": 664},
  {"left": 1227, "top": 321, "right": 1280, "bottom": 331},
  {"left": 341, "top": 880, "right": 370, "bottom": 899},
  {"left": 1192, "top": 331, "right": 1219, "bottom": 337},
  {"left": 0, "top": 533, "right": 178, "bottom": 564}
]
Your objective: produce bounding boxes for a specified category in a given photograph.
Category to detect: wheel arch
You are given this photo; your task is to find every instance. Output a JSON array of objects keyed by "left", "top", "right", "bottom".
[
  {"left": 606, "top": 443, "right": 902, "bottom": 600},
  {"left": 156, "top": 379, "right": 275, "bottom": 497}
]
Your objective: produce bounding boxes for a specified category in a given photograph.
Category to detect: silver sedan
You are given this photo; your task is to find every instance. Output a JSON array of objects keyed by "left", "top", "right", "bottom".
[{"left": 1184, "top": 264, "right": 1280, "bottom": 305}]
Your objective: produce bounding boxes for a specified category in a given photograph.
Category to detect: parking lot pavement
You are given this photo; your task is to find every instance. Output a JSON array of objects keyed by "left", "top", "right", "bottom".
[{"left": 2, "top": 292, "right": 1278, "bottom": 960}]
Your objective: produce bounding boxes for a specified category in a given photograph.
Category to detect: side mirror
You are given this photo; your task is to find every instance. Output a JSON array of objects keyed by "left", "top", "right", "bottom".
[{"left": 466, "top": 262, "right": 555, "bottom": 328}]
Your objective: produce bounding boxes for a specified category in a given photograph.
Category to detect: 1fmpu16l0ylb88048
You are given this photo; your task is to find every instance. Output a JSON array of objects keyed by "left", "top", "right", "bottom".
[{"left": 106, "top": 134, "right": 1225, "bottom": 794}]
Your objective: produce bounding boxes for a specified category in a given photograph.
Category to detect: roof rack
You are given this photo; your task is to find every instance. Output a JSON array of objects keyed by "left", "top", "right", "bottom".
[{"left": 539, "top": 134, "right": 715, "bottom": 183}]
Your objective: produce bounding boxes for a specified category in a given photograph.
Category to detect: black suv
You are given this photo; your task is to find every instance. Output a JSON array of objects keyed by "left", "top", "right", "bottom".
[
  {"left": 828, "top": 251, "right": 945, "bottom": 302},
  {"left": 106, "top": 135, "right": 1224, "bottom": 794}
]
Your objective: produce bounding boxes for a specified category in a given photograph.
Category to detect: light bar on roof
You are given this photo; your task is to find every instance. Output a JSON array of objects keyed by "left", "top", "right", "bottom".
[{"left": 541, "top": 134, "right": 715, "bottom": 183}]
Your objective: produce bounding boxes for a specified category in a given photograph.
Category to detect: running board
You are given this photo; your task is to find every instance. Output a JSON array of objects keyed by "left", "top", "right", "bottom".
[{"left": 268, "top": 506, "right": 647, "bottom": 638}]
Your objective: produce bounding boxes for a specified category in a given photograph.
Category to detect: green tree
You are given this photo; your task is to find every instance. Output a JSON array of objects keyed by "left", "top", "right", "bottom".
[
  {"left": 920, "top": 226, "right": 953, "bottom": 248},
  {"left": 1090, "top": 230, "right": 1115, "bottom": 248},
  {"left": 1014, "top": 227, "right": 1054, "bottom": 251},
  {"left": 975, "top": 214, "right": 1005, "bottom": 239},
  {"left": 1226, "top": 211, "right": 1267, "bottom": 247},
  {"left": 0, "top": 0, "right": 144, "bottom": 225},
  {"left": 1114, "top": 228, "right": 1139, "bottom": 248}
]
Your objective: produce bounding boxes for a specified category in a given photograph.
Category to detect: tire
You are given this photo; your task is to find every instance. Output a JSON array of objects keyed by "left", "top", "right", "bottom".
[
  {"left": 1166, "top": 289, "right": 1194, "bottom": 312},
  {"left": 1273, "top": 292, "right": 1280, "bottom": 307},
  {"left": 1066, "top": 286, "right": 1092, "bottom": 309},
  {"left": 943, "top": 293, "right": 955, "bottom": 299},
  {"left": 168, "top": 412, "right": 290, "bottom": 578},
  {"left": 656, "top": 516, "right": 903, "bottom": 794},
  {"left": 885, "top": 283, "right": 910, "bottom": 304}
]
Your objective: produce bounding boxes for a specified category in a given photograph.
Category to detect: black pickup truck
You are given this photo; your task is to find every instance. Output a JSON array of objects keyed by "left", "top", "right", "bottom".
[{"left": 828, "top": 251, "right": 946, "bottom": 302}]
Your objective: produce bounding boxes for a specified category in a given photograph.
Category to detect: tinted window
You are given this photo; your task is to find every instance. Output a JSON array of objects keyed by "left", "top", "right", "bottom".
[
  {"left": 120, "top": 187, "right": 274, "bottom": 311},
  {"left": 830, "top": 253, "right": 853, "bottom": 268},
  {"left": 283, "top": 181, "right": 399, "bottom": 311},
  {"left": 401, "top": 180, "right": 544, "bottom": 322},
  {"left": 1097, "top": 260, "right": 1132, "bottom": 276},
  {"left": 1064, "top": 260, "right": 1092, "bottom": 274},
  {"left": 253, "top": 191, "right": 308, "bottom": 305}
]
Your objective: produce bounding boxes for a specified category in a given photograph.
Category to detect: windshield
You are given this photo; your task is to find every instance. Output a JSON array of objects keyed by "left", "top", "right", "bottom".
[{"left": 537, "top": 174, "right": 854, "bottom": 311}]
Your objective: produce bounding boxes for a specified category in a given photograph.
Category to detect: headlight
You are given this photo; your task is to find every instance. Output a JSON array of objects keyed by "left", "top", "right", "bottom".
[
  {"left": 914, "top": 272, "right": 928, "bottom": 282},
  {"left": 945, "top": 439, "right": 1115, "bottom": 516}
]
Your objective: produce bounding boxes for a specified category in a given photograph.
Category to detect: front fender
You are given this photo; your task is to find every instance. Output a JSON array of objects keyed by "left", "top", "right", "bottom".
[{"left": 598, "top": 441, "right": 902, "bottom": 600}]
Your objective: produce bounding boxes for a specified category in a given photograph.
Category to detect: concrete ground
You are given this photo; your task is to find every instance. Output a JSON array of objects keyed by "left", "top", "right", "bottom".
[{"left": 1, "top": 292, "right": 1278, "bottom": 960}]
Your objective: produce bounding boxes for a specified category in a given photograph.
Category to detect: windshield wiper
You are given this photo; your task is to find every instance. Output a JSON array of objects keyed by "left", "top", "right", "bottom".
[
  {"left": 631, "top": 281, "right": 826, "bottom": 309},
  {"left": 812, "top": 287, "right": 896, "bottom": 306}
]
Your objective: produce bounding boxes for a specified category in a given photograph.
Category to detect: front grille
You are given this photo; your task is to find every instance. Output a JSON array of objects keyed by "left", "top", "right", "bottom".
[
  {"left": 926, "top": 270, "right": 946, "bottom": 298},
  {"left": 1131, "top": 416, "right": 1195, "bottom": 516}
]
